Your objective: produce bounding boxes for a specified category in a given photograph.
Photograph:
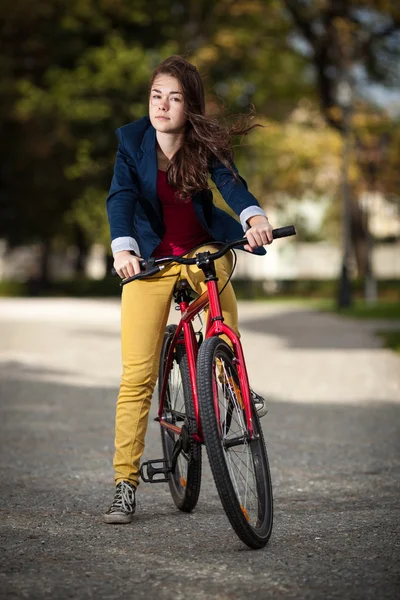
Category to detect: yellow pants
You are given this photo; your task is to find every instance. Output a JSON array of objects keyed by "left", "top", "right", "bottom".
[{"left": 114, "top": 244, "right": 238, "bottom": 487}]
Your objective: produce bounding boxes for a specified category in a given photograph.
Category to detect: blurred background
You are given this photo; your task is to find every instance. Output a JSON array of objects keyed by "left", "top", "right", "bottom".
[{"left": 0, "top": 0, "right": 399, "bottom": 309}]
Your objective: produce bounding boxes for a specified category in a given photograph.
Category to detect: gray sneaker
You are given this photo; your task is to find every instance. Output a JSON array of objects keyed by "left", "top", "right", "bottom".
[
  {"left": 103, "top": 481, "right": 136, "bottom": 524},
  {"left": 251, "top": 389, "right": 268, "bottom": 418}
]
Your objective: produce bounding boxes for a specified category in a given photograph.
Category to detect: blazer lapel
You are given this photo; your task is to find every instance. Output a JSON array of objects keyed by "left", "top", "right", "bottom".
[{"left": 136, "top": 125, "right": 163, "bottom": 218}]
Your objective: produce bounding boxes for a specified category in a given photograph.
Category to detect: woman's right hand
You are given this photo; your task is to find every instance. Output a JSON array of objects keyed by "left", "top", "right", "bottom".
[{"left": 113, "top": 250, "right": 142, "bottom": 279}]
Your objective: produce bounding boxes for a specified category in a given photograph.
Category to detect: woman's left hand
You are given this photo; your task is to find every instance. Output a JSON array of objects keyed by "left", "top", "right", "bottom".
[{"left": 244, "top": 215, "right": 274, "bottom": 252}]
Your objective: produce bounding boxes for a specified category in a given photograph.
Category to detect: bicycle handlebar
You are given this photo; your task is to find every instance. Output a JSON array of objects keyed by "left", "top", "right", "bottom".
[{"left": 114, "top": 225, "right": 296, "bottom": 286}]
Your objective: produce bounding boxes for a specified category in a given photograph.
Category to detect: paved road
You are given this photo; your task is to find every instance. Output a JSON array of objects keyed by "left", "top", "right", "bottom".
[{"left": 0, "top": 298, "right": 399, "bottom": 600}]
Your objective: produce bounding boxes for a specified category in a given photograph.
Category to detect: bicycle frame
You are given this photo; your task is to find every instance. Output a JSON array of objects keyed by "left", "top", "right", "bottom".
[{"left": 158, "top": 275, "right": 255, "bottom": 444}]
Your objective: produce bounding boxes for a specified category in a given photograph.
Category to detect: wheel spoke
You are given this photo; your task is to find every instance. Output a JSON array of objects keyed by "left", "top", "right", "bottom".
[
  {"left": 160, "top": 327, "right": 201, "bottom": 513},
  {"left": 225, "top": 448, "right": 260, "bottom": 517},
  {"left": 162, "top": 350, "right": 189, "bottom": 489},
  {"left": 214, "top": 355, "right": 264, "bottom": 524}
]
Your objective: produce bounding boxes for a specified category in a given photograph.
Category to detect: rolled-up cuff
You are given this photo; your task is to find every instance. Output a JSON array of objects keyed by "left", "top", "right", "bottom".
[
  {"left": 239, "top": 206, "right": 268, "bottom": 231},
  {"left": 111, "top": 236, "right": 141, "bottom": 257}
]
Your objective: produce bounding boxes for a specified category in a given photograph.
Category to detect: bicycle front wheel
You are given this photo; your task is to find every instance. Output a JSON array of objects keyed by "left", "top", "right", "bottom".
[
  {"left": 197, "top": 337, "right": 273, "bottom": 549},
  {"left": 159, "top": 325, "right": 201, "bottom": 512}
]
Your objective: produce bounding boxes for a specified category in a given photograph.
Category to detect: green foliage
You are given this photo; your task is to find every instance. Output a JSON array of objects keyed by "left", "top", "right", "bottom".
[
  {"left": 1, "top": 277, "right": 399, "bottom": 302},
  {"left": 376, "top": 331, "right": 400, "bottom": 353},
  {"left": 336, "top": 300, "right": 400, "bottom": 320},
  {"left": 0, "top": 276, "right": 120, "bottom": 297},
  {"left": 65, "top": 186, "right": 110, "bottom": 246},
  {"left": 0, "top": 280, "right": 27, "bottom": 297}
]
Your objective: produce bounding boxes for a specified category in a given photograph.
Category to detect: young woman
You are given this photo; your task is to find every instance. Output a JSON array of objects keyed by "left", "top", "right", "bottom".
[{"left": 104, "top": 55, "right": 273, "bottom": 523}]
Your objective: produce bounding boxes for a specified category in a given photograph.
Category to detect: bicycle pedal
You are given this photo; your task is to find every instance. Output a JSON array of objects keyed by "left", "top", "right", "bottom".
[{"left": 140, "top": 459, "right": 171, "bottom": 483}]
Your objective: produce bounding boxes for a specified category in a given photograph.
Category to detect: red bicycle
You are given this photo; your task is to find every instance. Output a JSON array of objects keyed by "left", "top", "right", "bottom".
[{"left": 120, "top": 225, "right": 296, "bottom": 549}]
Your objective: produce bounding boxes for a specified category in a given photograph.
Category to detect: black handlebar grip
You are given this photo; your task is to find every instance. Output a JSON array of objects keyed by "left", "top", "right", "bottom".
[
  {"left": 120, "top": 265, "right": 161, "bottom": 286},
  {"left": 141, "top": 265, "right": 161, "bottom": 278},
  {"left": 272, "top": 225, "right": 296, "bottom": 239}
]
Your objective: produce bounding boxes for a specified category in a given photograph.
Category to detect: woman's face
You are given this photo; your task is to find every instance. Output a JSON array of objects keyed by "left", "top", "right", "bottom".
[{"left": 149, "top": 74, "right": 187, "bottom": 134}]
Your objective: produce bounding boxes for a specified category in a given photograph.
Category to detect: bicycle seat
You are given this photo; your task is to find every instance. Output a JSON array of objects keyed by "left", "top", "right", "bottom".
[
  {"left": 174, "top": 279, "right": 193, "bottom": 293},
  {"left": 172, "top": 279, "right": 198, "bottom": 304}
]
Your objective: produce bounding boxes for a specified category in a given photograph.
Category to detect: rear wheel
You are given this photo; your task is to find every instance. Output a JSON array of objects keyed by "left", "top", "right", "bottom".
[
  {"left": 197, "top": 337, "right": 273, "bottom": 548},
  {"left": 159, "top": 325, "right": 201, "bottom": 512}
]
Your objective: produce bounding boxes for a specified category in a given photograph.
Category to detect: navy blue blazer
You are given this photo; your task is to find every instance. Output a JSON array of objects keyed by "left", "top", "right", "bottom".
[{"left": 106, "top": 117, "right": 267, "bottom": 260}]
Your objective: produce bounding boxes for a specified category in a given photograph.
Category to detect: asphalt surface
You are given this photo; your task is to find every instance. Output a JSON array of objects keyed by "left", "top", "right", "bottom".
[{"left": 0, "top": 298, "right": 399, "bottom": 600}]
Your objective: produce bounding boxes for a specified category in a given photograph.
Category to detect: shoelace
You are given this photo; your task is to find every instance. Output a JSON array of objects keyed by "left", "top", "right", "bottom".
[{"left": 109, "top": 481, "right": 135, "bottom": 513}]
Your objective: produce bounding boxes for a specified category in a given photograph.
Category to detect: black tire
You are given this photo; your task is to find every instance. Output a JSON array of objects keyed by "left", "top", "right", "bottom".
[
  {"left": 197, "top": 337, "right": 273, "bottom": 549},
  {"left": 159, "top": 325, "right": 201, "bottom": 512}
]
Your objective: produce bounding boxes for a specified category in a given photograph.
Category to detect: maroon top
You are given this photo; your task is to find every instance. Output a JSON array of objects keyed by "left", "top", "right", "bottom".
[{"left": 152, "top": 170, "right": 211, "bottom": 258}]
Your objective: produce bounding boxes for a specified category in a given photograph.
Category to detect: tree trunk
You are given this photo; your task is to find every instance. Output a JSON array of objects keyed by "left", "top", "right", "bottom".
[
  {"left": 39, "top": 239, "right": 52, "bottom": 285},
  {"left": 28, "top": 239, "right": 52, "bottom": 295},
  {"left": 350, "top": 193, "right": 368, "bottom": 278},
  {"left": 74, "top": 225, "right": 89, "bottom": 275}
]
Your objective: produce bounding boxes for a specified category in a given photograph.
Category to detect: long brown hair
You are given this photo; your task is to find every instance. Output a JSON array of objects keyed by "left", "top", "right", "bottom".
[{"left": 149, "top": 55, "right": 260, "bottom": 198}]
